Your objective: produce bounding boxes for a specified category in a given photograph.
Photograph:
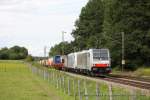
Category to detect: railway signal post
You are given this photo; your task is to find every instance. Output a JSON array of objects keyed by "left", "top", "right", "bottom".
[
  {"left": 62, "top": 31, "right": 66, "bottom": 55},
  {"left": 122, "top": 32, "right": 125, "bottom": 72}
]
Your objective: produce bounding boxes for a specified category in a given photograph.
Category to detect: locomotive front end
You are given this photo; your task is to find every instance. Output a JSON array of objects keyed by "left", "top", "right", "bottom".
[{"left": 91, "top": 49, "right": 111, "bottom": 74}]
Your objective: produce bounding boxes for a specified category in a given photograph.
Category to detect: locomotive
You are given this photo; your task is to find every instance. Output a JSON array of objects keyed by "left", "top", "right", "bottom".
[{"left": 40, "top": 49, "right": 111, "bottom": 75}]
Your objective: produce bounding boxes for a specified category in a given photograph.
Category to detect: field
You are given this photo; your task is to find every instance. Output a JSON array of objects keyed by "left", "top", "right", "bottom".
[
  {"left": 0, "top": 60, "right": 149, "bottom": 100},
  {"left": 0, "top": 60, "right": 73, "bottom": 100}
]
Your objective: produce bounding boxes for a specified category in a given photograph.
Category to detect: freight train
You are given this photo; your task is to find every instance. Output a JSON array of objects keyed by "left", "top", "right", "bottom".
[{"left": 39, "top": 49, "right": 111, "bottom": 76}]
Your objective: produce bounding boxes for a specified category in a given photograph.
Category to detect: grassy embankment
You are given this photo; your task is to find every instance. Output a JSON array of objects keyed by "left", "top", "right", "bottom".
[
  {"left": 0, "top": 60, "right": 73, "bottom": 100},
  {"left": 30, "top": 61, "right": 150, "bottom": 100},
  {"left": 134, "top": 67, "right": 150, "bottom": 77},
  {"left": 112, "top": 67, "right": 150, "bottom": 77}
]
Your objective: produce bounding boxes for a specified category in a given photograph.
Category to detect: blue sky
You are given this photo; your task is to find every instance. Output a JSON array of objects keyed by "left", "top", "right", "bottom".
[{"left": 0, "top": 0, "right": 88, "bottom": 56}]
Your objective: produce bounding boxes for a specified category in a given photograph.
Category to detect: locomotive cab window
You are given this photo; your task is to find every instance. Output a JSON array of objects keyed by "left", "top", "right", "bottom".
[{"left": 93, "top": 49, "right": 109, "bottom": 60}]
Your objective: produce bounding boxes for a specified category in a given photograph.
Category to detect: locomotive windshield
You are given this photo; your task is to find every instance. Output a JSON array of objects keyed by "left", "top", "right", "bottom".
[{"left": 93, "top": 49, "right": 109, "bottom": 60}]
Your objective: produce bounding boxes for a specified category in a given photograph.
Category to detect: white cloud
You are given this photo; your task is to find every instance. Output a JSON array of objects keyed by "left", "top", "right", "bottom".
[{"left": 0, "top": 0, "right": 88, "bottom": 56}]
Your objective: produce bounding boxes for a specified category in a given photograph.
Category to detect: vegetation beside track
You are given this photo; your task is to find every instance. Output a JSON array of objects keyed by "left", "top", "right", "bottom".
[
  {"left": 0, "top": 60, "right": 73, "bottom": 100},
  {"left": 112, "top": 67, "right": 150, "bottom": 78},
  {"left": 134, "top": 68, "right": 150, "bottom": 77}
]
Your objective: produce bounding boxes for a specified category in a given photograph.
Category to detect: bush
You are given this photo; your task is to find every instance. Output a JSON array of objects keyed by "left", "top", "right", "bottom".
[
  {"left": 26, "top": 55, "right": 34, "bottom": 62},
  {"left": 0, "top": 46, "right": 28, "bottom": 60}
]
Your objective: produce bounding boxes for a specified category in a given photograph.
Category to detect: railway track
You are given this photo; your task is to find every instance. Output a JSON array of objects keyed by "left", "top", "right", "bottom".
[
  {"left": 63, "top": 71, "right": 150, "bottom": 90},
  {"left": 38, "top": 63, "right": 150, "bottom": 91},
  {"left": 109, "top": 74, "right": 150, "bottom": 83},
  {"left": 101, "top": 76, "right": 150, "bottom": 90}
]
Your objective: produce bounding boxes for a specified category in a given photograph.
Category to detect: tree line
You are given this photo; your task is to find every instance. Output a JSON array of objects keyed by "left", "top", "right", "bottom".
[
  {"left": 49, "top": 0, "right": 150, "bottom": 70},
  {"left": 0, "top": 46, "right": 28, "bottom": 60}
]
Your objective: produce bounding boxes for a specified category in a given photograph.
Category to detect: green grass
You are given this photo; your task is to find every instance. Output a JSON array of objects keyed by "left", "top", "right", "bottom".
[
  {"left": 112, "top": 67, "right": 150, "bottom": 77},
  {"left": 133, "top": 67, "right": 150, "bottom": 76},
  {"left": 30, "top": 61, "right": 150, "bottom": 100},
  {"left": 0, "top": 60, "right": 73, "bottom": 100},
  {"left": 46, "top": 69, "right": 149, "bottom": 100}
]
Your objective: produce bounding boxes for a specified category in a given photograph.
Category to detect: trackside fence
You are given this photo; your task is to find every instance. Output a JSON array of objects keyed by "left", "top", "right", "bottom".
[{"left": 28, "top": 64, "right": 150, "bottom": 100}]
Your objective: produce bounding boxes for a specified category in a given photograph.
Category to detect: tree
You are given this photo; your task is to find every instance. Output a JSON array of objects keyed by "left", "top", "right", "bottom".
[
  {"left": 8, "top": 46, "right": 28, "bottom": 60},
  {"left": 0, "top": 47, "right": 9, "bottom": 59},
  {"left": 103, "top": 0, "right": 150, "bottom": 68},
  {"left": 49, "top": 42, "right": 74, "bottom": 56},
  {"left": 26, "top": 55, "right": 34, "bottom": 62},
  {"left": 0, "top": 46, "right": 28, "bottom": 60},
  {"left": 72, "top": 0, "right": 105, "bottom": 49}
]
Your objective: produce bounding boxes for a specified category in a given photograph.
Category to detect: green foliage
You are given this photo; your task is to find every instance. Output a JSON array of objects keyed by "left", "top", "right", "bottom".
[
  {"left": 0, "top": 47, "right": 9, "bottom": 59},
  {"left": 104, "top": 0, "right": 150, "bottom": 68},
  {"left": 72, "top": 0, "right": 105, "bottom": 49},
  {"left": 49, "top": 0, "right": 150, "bottom": 69},
  {"left": 0, "top": 46, "right": 28, "bottom": 60},
  {"left": 25, "top": 55, "right": 34, "bottom": 62},
  {"left": 49, "top": 42, "right": 74, "bottom": 56},
  {"left": 134, "top": 67, "right": 150, "bottom": 76}
]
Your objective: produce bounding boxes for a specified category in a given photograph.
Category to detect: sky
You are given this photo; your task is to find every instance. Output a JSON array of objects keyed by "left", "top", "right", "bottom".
[{"left": 0, "top": 0, "right": 88, "bottom": 56}]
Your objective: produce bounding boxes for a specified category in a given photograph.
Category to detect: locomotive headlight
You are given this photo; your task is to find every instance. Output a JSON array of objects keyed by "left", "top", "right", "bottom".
[
  {"left": 106, "top": 68, "right": 110, "bottom": 70},
  {"left": 93, "top": 68, "right": 97, "bottom": 70}
]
